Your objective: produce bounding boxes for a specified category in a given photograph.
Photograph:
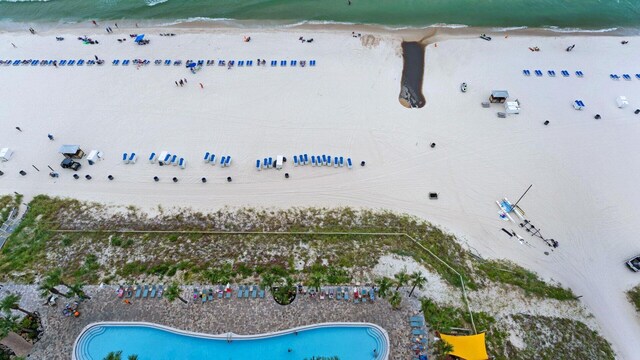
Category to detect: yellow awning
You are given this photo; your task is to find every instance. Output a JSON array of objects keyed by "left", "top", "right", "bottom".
[{"left": 439, "top": 333, "right": 488, "bottom": 360}]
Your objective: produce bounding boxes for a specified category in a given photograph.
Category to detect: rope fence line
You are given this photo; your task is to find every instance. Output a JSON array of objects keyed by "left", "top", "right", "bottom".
[{"left": 53, "top": 228, "right": 477, "bottom": 334}]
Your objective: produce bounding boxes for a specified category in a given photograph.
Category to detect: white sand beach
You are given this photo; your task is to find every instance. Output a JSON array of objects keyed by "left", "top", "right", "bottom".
[{"left": 1, "top": 25, "right": 640, "bottom": 358}]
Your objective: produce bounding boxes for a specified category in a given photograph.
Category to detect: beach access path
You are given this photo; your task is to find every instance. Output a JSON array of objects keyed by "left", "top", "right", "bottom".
[{"left": 0, "top": 26, "right": 639, "bottom": 358}]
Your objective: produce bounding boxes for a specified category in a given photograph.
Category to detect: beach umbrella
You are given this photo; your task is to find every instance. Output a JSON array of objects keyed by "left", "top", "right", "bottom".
[
  {"left": 134, "top": 34, "right": 145, "bottom": 43},
  {"left": 187, "top": 62, "right": 196, "bottom": 68}
]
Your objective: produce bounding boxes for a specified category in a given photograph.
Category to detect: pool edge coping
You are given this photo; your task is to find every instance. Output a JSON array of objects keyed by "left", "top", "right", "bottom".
[{"left": 72, "top": 321, "right": 390, "bottom": 360}]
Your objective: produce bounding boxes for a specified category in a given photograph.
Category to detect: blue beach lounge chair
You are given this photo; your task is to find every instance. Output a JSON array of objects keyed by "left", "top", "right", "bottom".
[
  {"left": 59, "top": 60, "right": 66, "bottom": 66},
  {"left": 128, "top": 152, "right": 137, "bottom": 164},
  {"left": 256, "top": 159, "right": 261, "bottom": 170},
  {"left": 623, "top": 74, "right": 631, "bottom": 80},
  {"left": 339, "top": 157, "right": 344, "bottom": 167},
  {"left": 271, "top": 60, "right": 277, "bottom": 66},
  {"left": 303, "top": 154, "right": 309, "bottom": 165},
  {"left": 164, "top": 59, "right": 171, "bottom": 65},
  {"left": 209, "top": 154, "right": 216, "bottom": 165},
  {"left": 310, "top": 60, "right": 316, "bottom": 66},
  {"left": 170, "top": 154, "right": 178, "bottom": 166},
  {"left": 122, "top": 153, "right": 129, "bottom": 164},
  {"left": 561, "top": 70, "right": 569, "bottom": 77},
  {"left": 534, "top": 70, "right": 542, "bottom": 76},
  {"left": 575, "top": 70, "right": 584, "bottom": 77},
  {"left": 347, "top": 158, "right": 352, "bottom": 169},
  {"left": 547, "top": 70, "right": 555, "bottom": 76},
  {"left": 293, "top": 155, "right": 299, "bottom": 166},
  {"left": 291, "top": 60, "right": 297, "bottom": 66},
  {"left": 113, "top": 60, "right": 120, "bottom": 65},
  {"left": 122, "top": 59, "right": 129, "bottom": 65},
  {"left": 311, "top": 155, "right": 316, "bottom": 166},
  {"left": 238, "top": 60, "right": 244, "bottom": 66},
  {"left": 247, "top": 60, "right": 253, "bottom": 66},
  {"left": 179, "top": 158, "right": 185, "bottom": 169},
  {"left": 68, "top": 60, "right": 75, "bottom": 65},
  {"left": 280, "top": 60, "right": 287, "bottom": 66},
  {"left": 522, "top": 69, "right": 530, "bottom": 76},
  {"left": 204, "top": 152, "right": 210, "bottom": 163},
  {"left": 636, "top": 74, "right": 640, "bottom": 79},
  {"left": 77, "top": 59, "right": 84, "bottom": 65}
]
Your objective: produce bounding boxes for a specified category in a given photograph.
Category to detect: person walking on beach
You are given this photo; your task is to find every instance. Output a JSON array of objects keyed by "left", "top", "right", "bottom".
[
  {"left": 94, "top": 55, "right": 99, "bottom": 61},
  {"left": 175, "top": 81, "right": 179, "bottom": 86},
  {"left": 15, "top": 127, "right": 22, "bottom": 132},
  {"left": 47, "top": 134, "right": 54, "bottom": 140},
  {"left": 11, "top": 43, "right": 16, "bottom": 48},
  {"left": 199, "top": 83, "right": 203, "bottom": 89},
  {"left": 183, "top": 78, "right": 187, "bottom": 84},
  {"left": 115, "top": 23, "right": 118, "bottom": 28},
  {"left": 92, "top": 20, "right": 97, "bottom": 26},
  {"left": 179, "top": 79, "right": 184, "bottom": 87}
]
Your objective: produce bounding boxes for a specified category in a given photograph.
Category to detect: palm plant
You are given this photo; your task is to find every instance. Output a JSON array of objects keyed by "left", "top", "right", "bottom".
[
  {"left": 128, "top": 355, "right": 139, "bottom": 360},
  {"left": 103, "top": 351, "right": 122, "bottom": 360},
  {"left": 308, "top": 272, "right": 325, "bottom": 292},
  {"left": 260, "top": 272, "right": 276, "bottom": 290},
  {"left": 376, "top": 277, "right": 392, "bottom": 298},
  {"left": 39, "top": 268, "right": 70, "bottom": 298},
  {"left": 408, "top": 271, "right": 427, "bottom": 297},
  {"left": 388, "top": 291, "right": 402, "bottom": 310},
  {"left": 0, "top": 313, "right": 18, "bottom": 339},
  {"left": 394, "top": 270, "right": 410, "bottom": 291},
  {"left": 67, "top": 282, "right": 90, "bottom": 300},
  {"left": 165, "top": 282, "right": 187, "bottom": 304},
  {"left": 0, "top": 293, "right": 35, "bottom": 317}
]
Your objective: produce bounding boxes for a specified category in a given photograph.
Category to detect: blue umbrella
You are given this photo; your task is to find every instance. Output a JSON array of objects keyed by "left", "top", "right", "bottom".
[
  {"left": 187, "top": 62, "right": 196, "bottom": 68},
  {"left": 134, "top": 34, "right": 145, "bottom": 43}
]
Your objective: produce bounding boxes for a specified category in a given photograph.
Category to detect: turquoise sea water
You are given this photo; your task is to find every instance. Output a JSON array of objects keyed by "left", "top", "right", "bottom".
[
  {"left": 74, "top": 323, "right": 387, "bottom": 360},
  {"left": 0, "top": 0, "right": 639, "bottom": 30}
]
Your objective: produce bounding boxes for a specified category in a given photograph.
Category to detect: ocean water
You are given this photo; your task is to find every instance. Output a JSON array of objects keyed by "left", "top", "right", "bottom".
[{"left": 0, "top": 0, "right": 639, "bottom": 30}]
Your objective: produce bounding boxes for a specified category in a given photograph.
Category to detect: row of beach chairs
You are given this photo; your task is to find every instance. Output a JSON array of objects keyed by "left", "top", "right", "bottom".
[
  {"left": 610, "top": 74, "right": 640, "bottom": 80},
  {"left": 294, "top": 154, "right": 352, "bottom": 168},
  {"left": 117, "top": 284, "right": 164, "bottom": 299},
  {"left": 109, "top": 59, "right": 317, "bottom": 67},
  {"left": 410, "top": 315, "right": 428, "bottom": 359},
  {"left": 203, "top": 152, "right": 231, "bottom": 167},
  {"left": 150, "top": 151, "right": 187, "bottom": 169},
  {"left": 305, "top": 286, "right": 375, "bottom": 303},
  {"left": 193, "top": 285, "right": 265, "bottom": 303},
  {"left": 523, "top": 69, "right": 584, "bottom": 77},
  {"left": 1, "top": 59, "right": 104, "bottom": 66}
]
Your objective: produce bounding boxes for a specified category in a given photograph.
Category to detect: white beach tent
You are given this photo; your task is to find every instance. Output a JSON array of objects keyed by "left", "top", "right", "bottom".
[
  {"left": 616, "top": 96, "right": 629, "bottom": 108},
  {"left": 505, "top": 101, "right": 520, "bottom": 114},
  {"left": 0, "top": 148, "right": 13, "bottom": 162}
]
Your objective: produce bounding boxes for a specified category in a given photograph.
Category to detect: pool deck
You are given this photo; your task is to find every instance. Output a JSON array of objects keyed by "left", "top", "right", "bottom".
[{"left": 5, "top": 285, "right": 416, "bottom": 359}]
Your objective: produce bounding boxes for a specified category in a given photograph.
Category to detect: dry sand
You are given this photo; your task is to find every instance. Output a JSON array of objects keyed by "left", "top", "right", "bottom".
[{"left": 1, "top": 25, "right": 640, "bottom": 358}]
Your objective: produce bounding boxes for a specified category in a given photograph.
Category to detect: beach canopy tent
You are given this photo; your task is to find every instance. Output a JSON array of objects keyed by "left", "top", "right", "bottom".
[
  {"left": 439, "top": 333, "right": 488, "bottom": 360},
  {"left": 489, "top": 90, "right": 509, "bottom": 103},
  {"left": 505, "top": 101, "right": 520, "bottom": 114},
  {"left": 59, "top": 145, "right": 85, "bottom": 159},
  {"left": 616, "top": 96, "right": 629, "bottom": 108},
  {"left": 0, "top": 148, "right": 13, "bottom": 162},
  {"left": 134, "top": 34, "right": 145, "bottom": 43}
]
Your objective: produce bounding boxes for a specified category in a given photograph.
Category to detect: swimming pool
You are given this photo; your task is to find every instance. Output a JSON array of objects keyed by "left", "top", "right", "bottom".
[{"left": 73, "top": 322, "right": 390, "bottom": 360}]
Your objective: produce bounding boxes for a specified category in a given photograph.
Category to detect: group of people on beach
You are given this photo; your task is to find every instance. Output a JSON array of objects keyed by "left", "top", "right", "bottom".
[{"left": 175, "top": 78, "right": 188, "bottom": 87}]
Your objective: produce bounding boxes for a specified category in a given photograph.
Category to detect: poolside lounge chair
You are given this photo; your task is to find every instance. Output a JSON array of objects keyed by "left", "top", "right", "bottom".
[
  {"left": 126, "top": 286, "right": 133, "bottom": 298},
  {"left": 252, "top": 286, "right": 257, "bottom": 298},
  {"left": 179, "top": 158, "right": 185, "bottom": 169},
  {"left": 334, "top": 157, "right": 339, "bottom": 167},
  {"left": 259, "top": 288, "right": 265, "bottom": 298},
  {"left": 268, "top": 157, "right": 273, "bottom": 168},
  {"left": 204, "top": 152, "right": 210, "bottom": 163},
  {"left": 201, "top": 289, "right": 207, "bottom": 303},
  {"left": 225, "top": 156, "right": 231, "bottom": 166},
  {"left": 343, "top": 287, "right": 349, "bottom": 300},
  {"left": 238, "top": 285, "right": 244, "bottom": 298},
  {"left": 225, "top": 290, "right": 232, "bottom": 299},
  {"left": 142, "top": 285, "right": 149, "bottom": 298},
  {"left": 135, "top": 285, "right": 142, "bottom": 298},
  {"left": 412, "top": 329, "right": 425, "bottom": 336},
  {"left": 218, "top": 286, "right": 224, "bottom": 299},
  {"left": 329, "top": 288, "right": 334, "bottom": 299},
  {"left": 157, "top": 285, "right": 164, "bottom": 298},
  {"left": 322, "top": 155, "right": 327, "bottom": 166},
  {"left": 410, "top": 315, "right": 423, "bottom": 322},
  {"left": 244, "top": 286, "right": 250, "bottom": 298},
  {"left": 193, "top": 288, "right": 199, "bottom": 302},
  {"left": 208, "top": 289, "right": 214, "bottom": 301},
  {"left": 361, "top": 289, "right": 368, "bottom": 303},
  {"left": 150, "top": 285, "right": 157, "bottom": 298},
  {"left": 335, "top": 287, "right": 342, "bottom": 300},
  {"left": 369, "top": 289, "right": 375, "bottom": 302},
  {"left": 411, "top": 321, "right": 423, "bottom": 328}
]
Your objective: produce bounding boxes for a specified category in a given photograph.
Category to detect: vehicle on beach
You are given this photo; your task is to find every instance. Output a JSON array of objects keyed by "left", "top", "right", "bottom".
[
  {"left": 460, "top": 82, "right": 468, "bottom": 92},
  {"left": 626, "top": 255, "right": 640, "bottom": 272},
  {"left": 480, "top": 34, "right": 492, "bottom": 41},
  {"left": 60, "top": 158, "right": 81, "bottom": 171}
]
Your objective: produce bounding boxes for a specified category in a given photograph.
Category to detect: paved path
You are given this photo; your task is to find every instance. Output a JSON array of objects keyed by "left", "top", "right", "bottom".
[
  {"left": 3, "top": 285, "right": 417, "bottom": 359},
  {"left": 0, "top": 332, "right": 33, "bottom": 357}
]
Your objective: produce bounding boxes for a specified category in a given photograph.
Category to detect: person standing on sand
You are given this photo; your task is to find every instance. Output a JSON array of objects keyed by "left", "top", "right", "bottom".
[
  {"left": 92, "top": 20, "right": 97, "bottom": 26},
  {"left": 199, "top": 83, "right": 203, "bottom": 89},
  {"left": 183, "top": 78, "right": 187, "bottom": 84},
  {"left": 11, "top": 43, "right": 16, "bottom": 48},
  {"left": 175, "top": 81, "right": 178, "bottom": 86},
  {"left": 179, "top": 80, "right": 183, "bottom": 87},
  {"left": 15, "top": 127, "right": 22, "bottom": 132},
  {"left": 115, "top": 23, "right": 118, "bottom": 28}
]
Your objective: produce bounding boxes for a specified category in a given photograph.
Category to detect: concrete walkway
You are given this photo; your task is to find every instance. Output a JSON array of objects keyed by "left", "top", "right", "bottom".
[{"left": 0, "top": 331, "right": 33, "bottom": 357}]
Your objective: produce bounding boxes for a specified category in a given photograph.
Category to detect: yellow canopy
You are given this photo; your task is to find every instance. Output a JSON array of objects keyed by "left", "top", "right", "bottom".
[{"left": 439, "top": 333, "right": 488, "bottom": 360}]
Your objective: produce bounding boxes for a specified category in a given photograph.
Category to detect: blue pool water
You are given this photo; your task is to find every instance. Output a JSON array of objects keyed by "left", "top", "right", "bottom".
[{"left": 74, "top": 322, "right": 388, "bottom": 360}]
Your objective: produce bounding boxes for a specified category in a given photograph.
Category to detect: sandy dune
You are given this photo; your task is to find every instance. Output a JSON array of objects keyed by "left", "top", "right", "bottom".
[{"left": 0, "top": 26, "right": 639, "bottom": 358}]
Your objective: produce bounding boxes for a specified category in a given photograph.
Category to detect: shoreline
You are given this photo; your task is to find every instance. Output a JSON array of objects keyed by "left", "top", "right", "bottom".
[{"left": 0, "top": 18, "right": 637, "bottom": 39}]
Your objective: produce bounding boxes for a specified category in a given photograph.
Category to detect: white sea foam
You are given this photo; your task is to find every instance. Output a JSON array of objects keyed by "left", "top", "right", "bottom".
[
  {"left": 542, "top": 25, "right": 619, "bottom": 33},
  {"left": 145, "top": 0, "right": 168, "bottom": 6}
]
